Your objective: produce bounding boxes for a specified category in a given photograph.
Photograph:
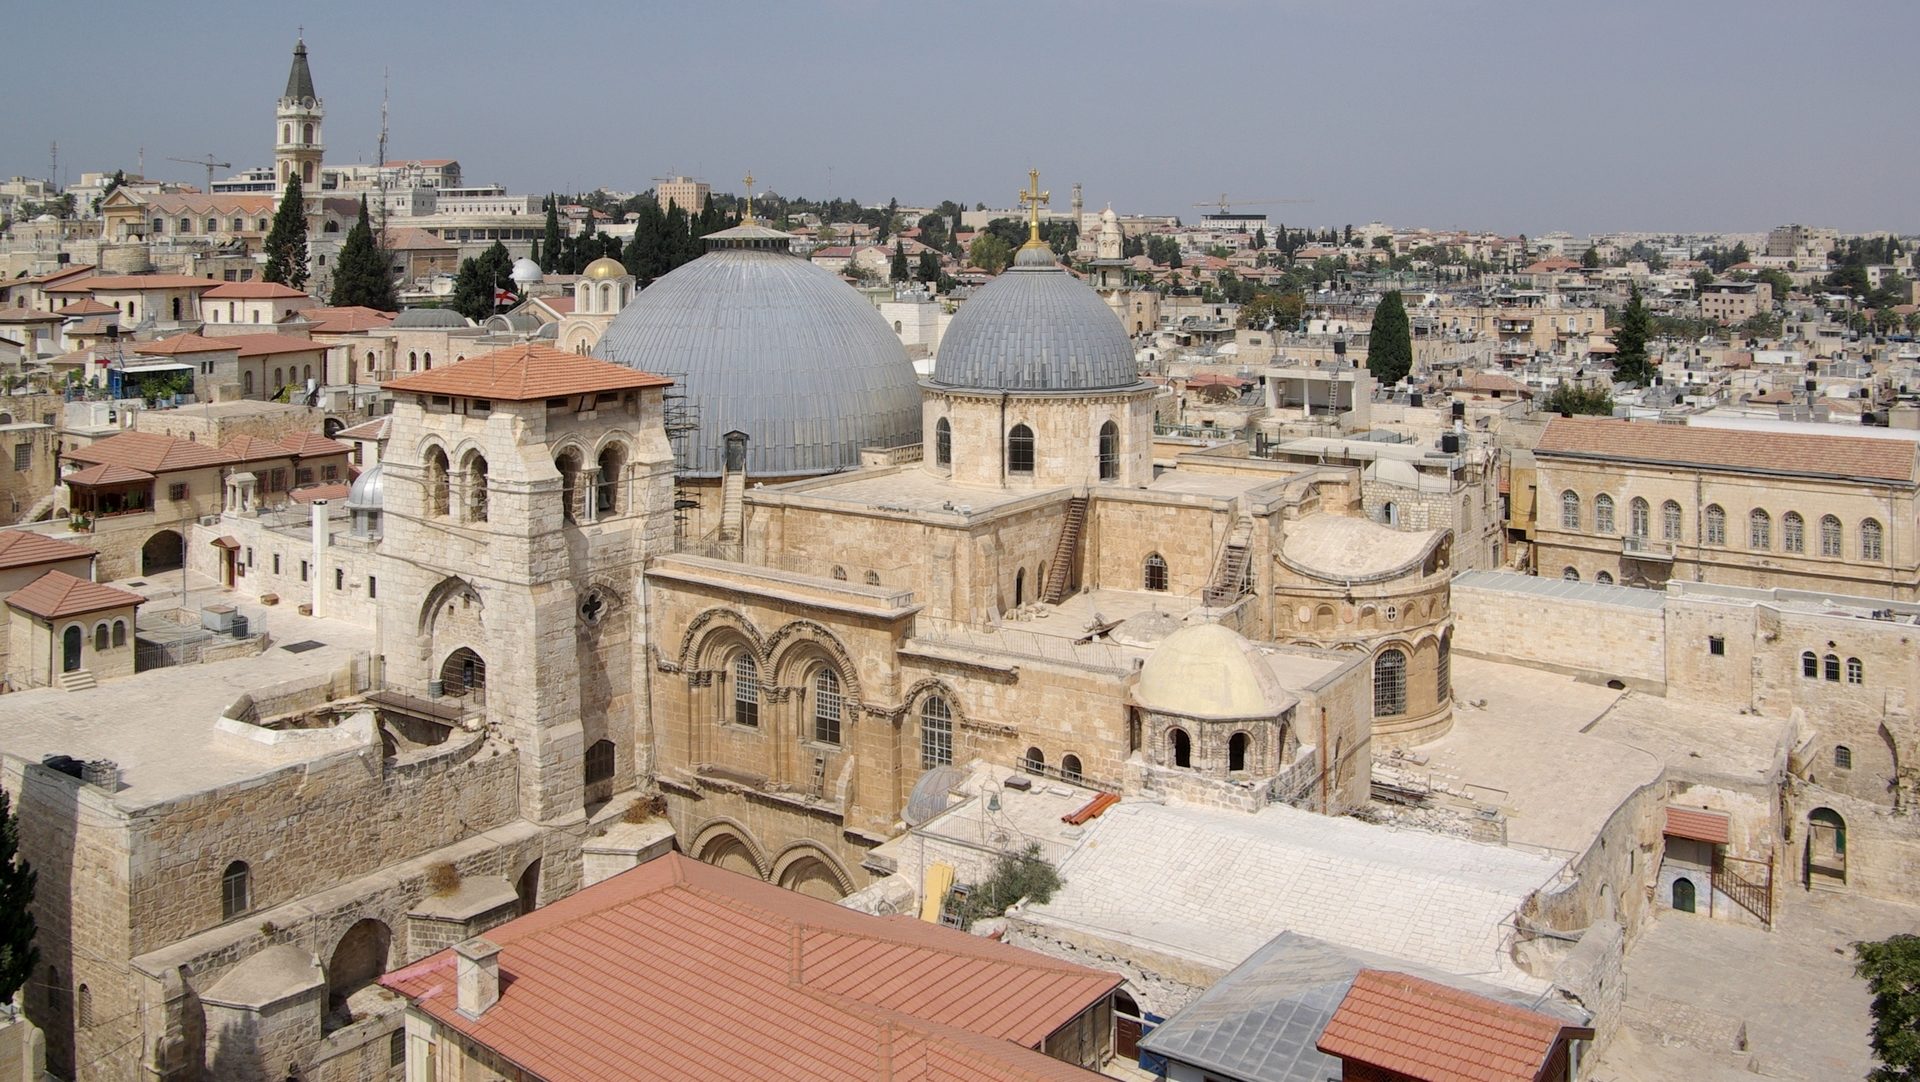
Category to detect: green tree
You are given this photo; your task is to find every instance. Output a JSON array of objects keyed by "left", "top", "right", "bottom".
[
  {"left": 1856, "top": 935, "right": 1920, "bottom": 1081},
  {"left": 1241, "top": 291, "right": 1304, "bottom": 330},
  {"left": 1612, "top": 283, "right": 1655, "bottom": 386},
  {"left": 1581, "top": 245, "right": 1600, "bottom": 269},
  {"left": 450, "top": 241, "right": 514, "bottom": 322},
  {"left": 329, "top": 196, "right": 398, "bottom": 311},
  {"left": 969, "top": 233, "right": 1013, "bottom": 274},
  {"left": 952, "top": 843, "right": 1061, "bottom": 926},
  {"left": 1367, "top": 290, "right": 1413, "bottom": 387},
  {"left": 0, "top": 785, "right": 37, "bottom": 1008},
  {"left": 262, "top": 175, "right": 310, "bottom": 290},
  {"left": 540, "top": 195, "right": 562, "bottom": 273},
  {"left": 1543, "top": 383, "right": 1614, "bottom": 416},
  {"left": 889, "top": 240, "right": 909, "bottom": 283},
  {"left": 1252, "top": 226, "right": 1267, "bottom": 251},
  {"left": 916, "top": 250, "right": 941, "bottom": 285},
  {"left": 1691, "top": 268, "right": 1715, "bottom": 291},
  {"left": 1755, "top": 268, "right": 1793, "bottom": 303},
  {"left": 91, "top": 169, "right": 125, "bottom": 215}
]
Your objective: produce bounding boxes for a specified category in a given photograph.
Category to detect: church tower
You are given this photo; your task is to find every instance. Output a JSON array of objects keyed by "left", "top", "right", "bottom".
[{"left": 275, "top": 38, "right": 324, "bottom": 190}]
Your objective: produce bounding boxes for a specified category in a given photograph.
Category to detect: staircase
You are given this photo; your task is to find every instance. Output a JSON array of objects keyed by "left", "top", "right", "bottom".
[
  {"left": 1712, "top": 852, "right": 1774, "bottom": 926},
  {"left": 58, "top": 670, "right": 96, "bottom": 693},
  {"left": 1040, "top": 497, "right": 1088, "bottom": 605},
  {"left": 717, "top": 470, "right": 746, "bottom": 543},
  {"left": 1204, "top": 512, "right": 1256, "bottom": 607},
  {"left": 22, "top": 489, "right": 57, "bottom": 523}
]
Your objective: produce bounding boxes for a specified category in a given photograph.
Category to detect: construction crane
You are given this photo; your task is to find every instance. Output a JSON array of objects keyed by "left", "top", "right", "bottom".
[
  {"left": 1193, "top": 194, "right": 1313, "bottom": 216},
  {"left": 168, "top": 154, "right": 231, "bottom": 192}
]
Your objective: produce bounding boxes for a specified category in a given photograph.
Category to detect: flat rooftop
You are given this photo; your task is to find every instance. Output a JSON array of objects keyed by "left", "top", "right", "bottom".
[
  {"left": 759, "top": 463, "right": 1288, "bottom": 520},
  {"left": 1580, "top": 692, "right": 1788, "bottom": 783},
  {"left": 1017, "top": 800, "right": 1563, "bottom": 991}
]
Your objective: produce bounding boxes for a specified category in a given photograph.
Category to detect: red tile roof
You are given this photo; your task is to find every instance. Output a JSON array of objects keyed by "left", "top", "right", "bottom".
[
  {"left": 57, "top": 299, "right": 117, "bottom": 316},
  {"left": 222, "top": 332, "right": 325, "bottom": 357},
  {"left": 203, "top": 282, "right": 310, "bottom": 300},
  {"left": 45, "top": 274, "right": 220, "bottom": 293},
  {"left": 334, "top": 416, "right": 391, "bottom": 441},
  {"left": 66, "top": 431, "right": 234, "bottom": 474},
  {"left": 1317, "top": 969, "right": 1587, "bottom": 1082},
  {"left": 6, "top": 570, "right": 143, "bottom": 620},
  {"left": 380, "top": 853, "right": 1116, "bottom": 1082},
  {"left": 290, "top": 482, "right": 351, "bottom": 503},
  {"left": 219, "top": 435, "right": 289, "bottom": 462},
  {"left": 383, "top": 343, "right": 671, "bottom": 401},
  {"left": 63, "top": 463, "right": 155, "bottom": 486},
  {"left": 133, "top": 333, "right": 237, "bottom": 356},
  {"left": 295, "top": 306, "right": 395, "bottom": 333},
  {"left": 0, "top": 531, "right": 94, "bottom": 572},
  {"left": 1663, "top": 807, "right": 1730, "bottom": 845},
  {"left": 277, "top": 431, "right": 351, "bottom": 458},
  {"left": 1536, "top": 417, "right": 1919, "bottom": 485},
  {"left": 16, "top": 265, "right": 95, "bottom": 287}
]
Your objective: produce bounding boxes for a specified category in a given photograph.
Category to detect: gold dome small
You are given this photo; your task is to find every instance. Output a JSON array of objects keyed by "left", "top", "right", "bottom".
[{"left": 583, "top": 256, "right": 628, "bottom": 280}]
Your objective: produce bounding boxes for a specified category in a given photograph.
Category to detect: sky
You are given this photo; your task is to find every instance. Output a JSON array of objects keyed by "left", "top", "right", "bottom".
[{"left": 4, "top": 0, "right": 1915, "bottom": 237}]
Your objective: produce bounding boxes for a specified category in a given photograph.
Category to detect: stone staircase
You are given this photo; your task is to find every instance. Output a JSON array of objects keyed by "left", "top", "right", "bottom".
[
  {"left": 1204, "top": 511, "right": 1255, "bottom": 607},
  {"left": 58, "top": 669, "right": 96, "bottom": 693},
  {"left": 1041, "top": 497, "right": 1088, "bottom": 604},
  {"left": 21, "top": 489, "right": 57, "bottom": 523}
]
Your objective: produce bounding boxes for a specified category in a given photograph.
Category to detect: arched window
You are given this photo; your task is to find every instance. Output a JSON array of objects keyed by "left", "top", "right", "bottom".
[
  {"left": 584, "top": 740, "right": 615, "bottom": 786},
  {"left": 111, "top": 620, "right": 126, "bottom": 647},
  {"left": 1782, "top": 512, "right": 1805, "bottom": 553},
  {"left": 1228, "top": 732, "right": 1250, "bottom": 772},
  {"left": 1802, "top": 651, "right": 1818, "bottom": 678},
  {"left": 1436, "top": 633, "right": 1452, "bottom": 703},
  {"left": 1560, "top": 490, "right": 1580, "bottom": 530},
  {"left": 1834, "top": 745, "right": 1853, "bottom": 770},
  {"left": 281, "top": 124, "right": 290, "bottom": 144},
  {"left": 1705, "top": 504, "right": 1726, "bottom": 545},
  {"left": 303, "top": 161, "right": 314, "bottom": 184},
  {"left": 408, "top": 350, "right": 418, "bottom": 371},
  {"left": 1373, "top": 649, "right": 1407, "bottom": 716},
  {"left": 302, "top": 122, "right": 314, "bottom": 144},
  {"left": 244, "top": 370, "right": 255, "bottom": 394},
  {"left": 1098, "top": 421, "right": 1119, "bottom": 481},
  {"left": 1061, "top": 754, "right": 1084, "bottom": 783},
  {"left": 1820, "top": 515, "right": 1842, "bottom": 557},
  {"left": 1662, "top": 500, "right": 1683, "bottom": 541},
  {"left": 1594, "top": 494, "right": 1615, "bottom": 534},
  {"left": 1143, "top": 553, "right": 1169, "bottom": 592},
  {"left": 1562, "top": 567, "right": 1579, "bottom": 581},
  {"left": 464, "top": 453, "right": 489, "bottom": 522},
  {"left": 596, "top": 444, "right": 624, "bottom": 515},
  {"left": 77, "top": 984, "right": 92, "bottom": 1028},
  {"left": 1846, "top": 657, "right": 1863, "bottom": 685},
  {"left": 1170, "top": 728, "right": 1192, "bottom": 768},
  {"left": 1014, "top": 568, "right": 1026, "bottom": 606},
  {"left": 934, "top": 417, "right": 951, "bottom": 467},
  {"left": 812, "top": 669, "right": 842, "bottom": 745},
  {"left": 1824, "top": 653, "right": 1840, "bottom": 682},
  {"left": 1023, "top": 746, "right": 1045, "bottom": 775},
  {"left": 1861, "top": 519, "right": 1884, "bottom": 561},
  {"left": 93, "top": 624, "right": 108, "bottom": 652},
  {"left": 732, "top": 655, "right": 759, "bottom": 727},
  {"left": 221, "top": 860, "right": 251, "bottom": 919},
  {"left": 424, "top": 352, "right": 433, "bottom": 369},
  {"left": 1595, "top": 571, "right": 1614, "bottom": 584},
  {"left": 273, "top": 367, "right": 284, "bottom": 390},
  {"left": 424, "top": 446, "right": 450, "bottom": 517},
  {"left": 920, "top": 696, "right": 952, "bottom": 769},
  {"left": 1381, "top": 501, "right": 1399, "bottom": 527},
  {"left": 1628, "top": 497, "right": 1649, "bottom": 538},
  {"left": 831, "top": 566, "right": 847, "bottom": 581},
  {"left": 1748, "top": 509, "right": 1770, "bottom": 550},
  {"left": 555, "top": 449, "right": 581, "bottom": 523},
  {"left": 864, "top": 570, "right": 880, "bottom": 585},
  {"left": 1007, "top": 424, "right": 1034, "bottom": 474}
]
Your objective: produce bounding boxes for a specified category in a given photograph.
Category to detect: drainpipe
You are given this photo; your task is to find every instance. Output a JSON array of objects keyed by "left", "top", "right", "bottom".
[
  {"left": 998, "top": 392, "right": 1009, "bottom": 486},
  {"left": 1318, "top": 705, "right": 1330, "bottom": 812}
]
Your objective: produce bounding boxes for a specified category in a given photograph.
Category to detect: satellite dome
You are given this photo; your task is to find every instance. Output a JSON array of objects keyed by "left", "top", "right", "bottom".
[
  {"left": 510, "top": 258, "right": 544, "bottom": 285},
  {"left": 594, "top": 223, "right": 919, "bottom": 477},
  {"left": 392, "top": 308, "right": 472, "bottom": 329},
  {"left": 1135, "top": 624, "right": 1292, "bottom": 719},
  {"left": 932, "top": 246, "right": 1144, "bottom": 393},
  {"left": 582, "top": 256, "right": 628, "bottom": 280}
]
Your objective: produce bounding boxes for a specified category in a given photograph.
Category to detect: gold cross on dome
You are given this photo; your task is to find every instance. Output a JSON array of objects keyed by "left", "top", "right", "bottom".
[
  {"left": 742, "top": 171, "right": 756, "bottom": 224},
  {"left": 1018, "top": 167, "right": 1050, "bottom": 246}
]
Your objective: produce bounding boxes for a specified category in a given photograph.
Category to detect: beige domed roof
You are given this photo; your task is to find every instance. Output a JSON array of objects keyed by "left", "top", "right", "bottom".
[
  {"left": 1133, "top": 623, "right": 1294, "bottom": 719},
  {"left": 583, "top": 256, "right": 629, "bottom": 280}
]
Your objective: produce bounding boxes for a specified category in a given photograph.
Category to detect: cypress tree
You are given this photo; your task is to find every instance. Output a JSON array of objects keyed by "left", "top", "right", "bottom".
[
  {"left": 1613, "top": 283, "right": 1655, "bottom": 385},
  {"left": 329, "top": 196, "right": 398, "bottom": 311},
  {"left": 263, "top": 175, "right": 310, "bottom": 289},
  {"left": 541, "top": 195, "right": 562, "bottom": 272},
  {"left": 890, "top": 241, "right": 910, "bottom": 283},
  {"left": 916, "top": 250, "right": 941, "bottom": 284},
  {"left": 1367, "top": 290, "right": 1413, "bottom": 386},
  {"left": 0, "top": 785, "right": 37, "bottom": 1007}
]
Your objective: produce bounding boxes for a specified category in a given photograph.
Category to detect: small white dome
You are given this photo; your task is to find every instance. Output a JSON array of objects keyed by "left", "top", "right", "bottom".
[
  {"left": 1134, "top": 624, "right": 1292, "bottom": 719},
  {"left": 510, "top": 258, "right": 544, "bottom": 285}
]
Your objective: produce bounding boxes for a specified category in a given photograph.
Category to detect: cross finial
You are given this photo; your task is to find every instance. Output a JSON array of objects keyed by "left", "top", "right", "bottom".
[
  {"left": 742, "top": 171, "right": 756, "bottom": 225},
  {"left": 1017, "top": 167, "right": 1050, "bottom": 248}
]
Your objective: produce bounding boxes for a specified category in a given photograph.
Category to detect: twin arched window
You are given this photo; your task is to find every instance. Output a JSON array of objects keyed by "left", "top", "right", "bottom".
[
  {"left": 1007, "top": 424, "right": 1034, "bottom": 474},
  {"left": 1098, "top": 421, "right": 1119, "bottom": 481},
  {"left": 812, "top": 669, "right": 842, "bottom": 745},
  {"left": 464, "top": 453, "right": 489, "bottom": 522},
  {"left": 1373, "top": 648, "right": 1407, "bottom": 717},
  {"left": 596, "top": 445, "right": 624, "bottom": 515},
  {"left": 1560, "top": 491, "right": 1580, "bottom": 530},
  {"left": 920, "top": 695, "right": 953, "bottom": 769},
  {"left": 1143, "top": 553, "right": 1169, "bottom": 592},
  {"left": 732, "top": 655, "right": 759, "bottom": 727},
  {"left": 425, "top": 447, "right": 451, "bottom": 517},
  {"left": 934, "top": 418, "right": 951, "bottom": 468}
]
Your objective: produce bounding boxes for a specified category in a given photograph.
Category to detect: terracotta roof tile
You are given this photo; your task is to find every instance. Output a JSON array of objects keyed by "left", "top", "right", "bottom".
[
  {"left": 1536, "top": 417, "right": 1918, "bottom": 485},
  {"left": 57, "top": 299, "right": 117, "bottom": 316},
  {"left": 221, "top": 332, "right": 325, "bottom": 358},
  {"left": 294, "top": 306, "right": 396, "bottom": 333},
  {"left": 66, "top": 431, "right": 234, "bottom": 474},
  {"left": 133, "top": 334, "right": 236, "bottom": 356},
  {"left": 1317, "top": 969, "right": 1586, "bottom": 1082},
  {"left": 277, "top": 431, "right": 351, "bottom": 458},
  {"left": 45, "top": 274, "right": 220, "bottom": 293},
  {"left": 63, "top": 463, "right": 155, "bottom": 486},
  {"left": 202, "top": 282, "right": 310, "bottom": 300},
  {"left": 6, "top": 570, "right": 143, "bottom": 621},
  {"left": 333, "top": 416, "right": 390, "bottom": 442},
  {"left": 219, "top": 435, "right": 288, "bottom": 462},
  {"left": 1664, "top": 807, "right": 1730, "bottom": 844},
  {"left": 290, "top": 482, "right": 350, "bottom": 503},
  {"left": 380, "top": 853, "right": 1115, "bottom": 1082},
  {"left": 0, "top": 530, "right": 94, "bottom": 571},
  {"left": 382, "top": 343, "right": 671, "bottom": 401}
]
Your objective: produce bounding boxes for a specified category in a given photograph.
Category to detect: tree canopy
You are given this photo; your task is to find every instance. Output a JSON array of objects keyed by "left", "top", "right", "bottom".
[
  {"left": 0, "top": 784, "right": 37, "bottom": 1007},
  {"left": 328, "top": 196, "right": 398, "bottom": 311},
  {"left": 968, "top": 234, "right": 1012, "bottom": 274},
  {"left": 1544, "top": 383, "right": 1614, "bottom": 416},
  {"left": 450, "top": 241, "right": 514, "bottom": 322},
  {"left": 1367, "top": 290, "right": 1413, "bottom": 386},
  {"left": 1612, "top": 283, "right": 1656, "bottom": 386},
  {"left": 889, "top": 241, "right": 909, "bottom": 283},
  {"left": 262, "top": 176, "right": 310, "bottom": 290},
  {"left": 1857, "top": 935, "right": 1920, "bottom": 1081}
]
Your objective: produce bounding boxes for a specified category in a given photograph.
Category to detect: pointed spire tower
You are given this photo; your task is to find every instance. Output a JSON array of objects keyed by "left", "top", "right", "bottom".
[{"left": 275, "top": 37, "right": 324, "bottom": 192}]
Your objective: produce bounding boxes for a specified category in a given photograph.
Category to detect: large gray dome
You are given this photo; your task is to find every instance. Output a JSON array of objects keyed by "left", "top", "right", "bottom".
[
  {"left": 594, "top": 228, "right": 920, "bottom": 477},
  {"left": 931, "top": 250, "right": 1143, "bottom": 393},
  {"left": 392, "top": 308, "right": 472, "bottom": 329}
]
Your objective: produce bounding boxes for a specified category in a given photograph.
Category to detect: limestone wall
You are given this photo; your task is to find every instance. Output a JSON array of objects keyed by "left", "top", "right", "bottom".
[{"left": 1452, "top": 578, "right": 1666, "bottom": 692}]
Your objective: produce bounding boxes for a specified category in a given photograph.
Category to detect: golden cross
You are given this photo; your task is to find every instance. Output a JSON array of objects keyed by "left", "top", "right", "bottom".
[
  {"left": 742, "top": 171, "right": 755, "bottom": 224},
  {"left": 1017, "top": 167, "right": 1049, "bottom": 246}
]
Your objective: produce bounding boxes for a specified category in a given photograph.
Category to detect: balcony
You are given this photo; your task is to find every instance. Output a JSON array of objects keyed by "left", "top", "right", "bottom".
[{"left": 1621, "top": 536, "right": 1674, "bottom": 561}]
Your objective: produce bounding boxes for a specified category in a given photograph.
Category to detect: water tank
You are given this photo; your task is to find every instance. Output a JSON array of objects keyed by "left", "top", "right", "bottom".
[
  {"left": 228, "top": 614, "right": 248, "bottom": 639},
  {"left": 1440, "top": 433, "right": 1461, "bottom": 454}
]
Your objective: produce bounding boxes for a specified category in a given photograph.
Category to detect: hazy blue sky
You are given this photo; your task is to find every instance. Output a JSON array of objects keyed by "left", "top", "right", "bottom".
[{"left": 6, "top": 1, "right": 1914, "bottom": 235}]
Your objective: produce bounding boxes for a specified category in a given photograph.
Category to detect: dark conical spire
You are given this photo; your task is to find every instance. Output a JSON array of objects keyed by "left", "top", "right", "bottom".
[{"left": 284, "top": 39, "right": 316, "bottom": 102}]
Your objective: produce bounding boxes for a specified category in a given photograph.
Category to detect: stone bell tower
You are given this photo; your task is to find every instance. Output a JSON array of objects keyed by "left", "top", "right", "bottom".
[{"left": 275, "top": 38, "right": 324, "bottom": 191}]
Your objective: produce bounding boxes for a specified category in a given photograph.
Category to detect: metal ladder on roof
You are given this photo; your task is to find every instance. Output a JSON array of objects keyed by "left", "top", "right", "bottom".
[
  {"left": 1204, "top": 508, "right": 1255, "bottom": 607},
  {"left": 1040, "top": 496, "right": 1087, "bottom": 605}
]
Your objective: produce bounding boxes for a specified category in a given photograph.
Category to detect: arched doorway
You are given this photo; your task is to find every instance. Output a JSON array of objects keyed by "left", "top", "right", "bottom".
[
  {"left": 1671, "top": 877, "right": 1696, "bottom": 913},
  {"left": 516, "top": 859, "right": 541, "bottom": 915},
  {"left": 440, "top": 648, "right": 486, "bottom": 697},
  {"left": 327, "top": 919, "right": 392, "bottom": 1019},
  {"left": 142, "top": 530, "right": 184, "bottom": 574},
  {"left": 322, "top": 417, "right": 344, "bottom": 438},
  {"left": 1807, "top": 808, "right": 1847, "bottom": 889},
  {"left": 62, "top": 625, "right": 82, "bottom": 673},
  {"left": 1114, "top": 990, "right": 1143, "bottom": 1060}
]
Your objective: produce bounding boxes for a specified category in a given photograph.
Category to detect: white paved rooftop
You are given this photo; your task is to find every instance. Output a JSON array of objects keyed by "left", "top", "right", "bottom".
[{"left": 1018, "top": 800, "right": 1563, "bottom": 991}]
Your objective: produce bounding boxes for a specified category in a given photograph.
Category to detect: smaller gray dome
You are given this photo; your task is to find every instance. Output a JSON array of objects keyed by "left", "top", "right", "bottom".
[
  {"left": 932, "top": 252, "right": 1144, "bottom": 393},
  {"left": 345, "top": 463, "right": 383, "bottom": 510},
  {"left": 392, "top": 308, "right": 472, "bottom": 329}
]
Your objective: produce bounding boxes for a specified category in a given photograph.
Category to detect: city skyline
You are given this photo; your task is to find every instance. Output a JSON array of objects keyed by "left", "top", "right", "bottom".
[{"left": 3, "top": 0, "right": 1917, "bottom": 236}]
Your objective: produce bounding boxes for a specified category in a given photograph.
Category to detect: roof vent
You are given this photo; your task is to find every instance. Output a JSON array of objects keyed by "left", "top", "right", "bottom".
[{"left": 454, "top": 937, "right": 502, "bottom": 1019}]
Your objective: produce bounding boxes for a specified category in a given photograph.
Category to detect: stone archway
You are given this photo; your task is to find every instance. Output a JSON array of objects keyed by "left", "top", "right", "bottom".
[
  {"left": 142, "top": 530, "right": 185, "bottom": 574},
  {"left": 770, "top": 843, "right": 855, "bottom": 901},
  {"left": 326, "top": 918, "right": 392, "bottom": 1021},
  {"left": 692, "top": 820, "right": 767, "bottom": 880}
]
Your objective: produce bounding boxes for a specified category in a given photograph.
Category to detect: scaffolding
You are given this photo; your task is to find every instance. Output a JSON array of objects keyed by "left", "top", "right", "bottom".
[{"left": 657, "top": 369, "right": 700, "bottom": 543}]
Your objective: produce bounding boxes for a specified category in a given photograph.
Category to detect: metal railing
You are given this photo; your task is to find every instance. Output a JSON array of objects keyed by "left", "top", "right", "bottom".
[{"left": 1713, "top": 852, "right": 1774, "bottom": 927}]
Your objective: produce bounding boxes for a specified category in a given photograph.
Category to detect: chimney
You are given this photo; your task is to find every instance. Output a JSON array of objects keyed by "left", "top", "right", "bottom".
[{"left": 454, "top": 937, "right": 502, "bottom": 1018}]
